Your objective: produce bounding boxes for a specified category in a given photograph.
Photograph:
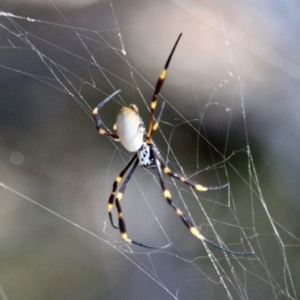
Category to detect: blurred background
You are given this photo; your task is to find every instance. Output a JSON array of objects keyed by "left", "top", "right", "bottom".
[{"left": 0, "top": 0, "right": 299, "bottom": 299}]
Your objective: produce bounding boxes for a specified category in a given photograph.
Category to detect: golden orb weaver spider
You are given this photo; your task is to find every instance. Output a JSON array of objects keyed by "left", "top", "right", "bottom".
[{"left": 93, "top": 33, "right": 253, "bottom": 256}]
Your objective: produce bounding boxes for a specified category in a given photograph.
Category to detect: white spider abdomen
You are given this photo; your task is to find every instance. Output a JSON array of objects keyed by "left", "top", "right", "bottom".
[{"left": 115, "top": 105, "right": 145, "bottom": 152}]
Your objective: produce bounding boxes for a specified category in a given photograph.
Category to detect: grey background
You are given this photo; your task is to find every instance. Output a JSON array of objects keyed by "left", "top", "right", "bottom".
[{"left": 0, "top": 0, "right": 299, "bottom": 299}]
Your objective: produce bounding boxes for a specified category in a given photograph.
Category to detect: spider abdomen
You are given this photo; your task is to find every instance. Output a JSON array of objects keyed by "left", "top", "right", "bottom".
[{"left": 115, "top": 105, "right": 145, "bottom": 152}]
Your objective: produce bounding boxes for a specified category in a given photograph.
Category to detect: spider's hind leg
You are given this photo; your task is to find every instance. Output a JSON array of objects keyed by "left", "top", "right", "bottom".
[{"left": 93, "top": 90, "right": 121, "bottom": 140}]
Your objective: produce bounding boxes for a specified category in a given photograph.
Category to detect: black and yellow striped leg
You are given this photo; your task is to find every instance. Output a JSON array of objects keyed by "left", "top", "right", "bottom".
[
  {"left": 146, "top": 102, "right": 166, "bottom": 141},
  {"left": 113, "top": 157, "right": 139, "bottom": 239},
  {"left": 152, "top": 150, "right": 253, "bottom": 256},
  {"left": 93, "top": 90, "right": 121, "bottom": 141},
  {"left": 147, "top": 33, "right": 182, "bottom": 137},
  {"left": 158, "top": 158, "right": 228, "bottom": 192},
  {"left": 116, "top": 193, "right": 166, "bottom": 249},
  {"left": 108, "top": 154, "right": 138, "bottom": 229},
  {"left": 108, "top": 154, "right": 168, "bottom": 249}
]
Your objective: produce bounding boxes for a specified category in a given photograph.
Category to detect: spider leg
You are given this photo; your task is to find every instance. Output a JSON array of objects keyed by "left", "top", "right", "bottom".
[
  {"left": 93, "top": 90, "right": 121, "bottom": 140},
  {"left": 147, "top": 102, "right": 166, "bottom": 139},
  {"left": 116, "top": 187, "right": 169, "bottom": 249},
  {"left": 108, "top": 154, "right": 169, "bottom": 250},
  {"left": 152, "top": 148, "right": 253, "bottom": 256},
  {"left": 154, "top": 149, "right": 228, "bottom": 192},
  {"left": 147, "top": 33, "right": 182, "bottom": 138},
  {"left": 108, "top": 154, "right": 138, "bottom": 229}
]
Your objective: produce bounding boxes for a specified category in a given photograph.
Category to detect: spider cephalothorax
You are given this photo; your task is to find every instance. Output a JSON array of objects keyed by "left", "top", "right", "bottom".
[
  {"left": 137, "top": 142, "right": 155, "bottom": 168},
  {"left": 93, "top": 33, "right": 253, "bottom": 256}
]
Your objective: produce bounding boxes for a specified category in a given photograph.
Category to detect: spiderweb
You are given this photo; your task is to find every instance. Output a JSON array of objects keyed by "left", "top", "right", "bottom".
[{"left": 0, "top": 1, "right": 299, "bottom": 299}]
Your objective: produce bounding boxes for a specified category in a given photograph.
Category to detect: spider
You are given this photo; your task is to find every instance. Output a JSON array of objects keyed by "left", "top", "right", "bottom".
[{"left": 93, "top": 33, "right": 253, "bottom": 256}]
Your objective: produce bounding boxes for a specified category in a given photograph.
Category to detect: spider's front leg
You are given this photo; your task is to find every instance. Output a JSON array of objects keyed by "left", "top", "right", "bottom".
[
  {"left": 107, "top": 153, "right": 169, "bottom": 250},
  {"left": 93, "top": 90, "right": 121, "bottom": 141},
  {"left": 152, "top": 148, "right": 253, "bottom": 256},
  {"left": 107, "top": 154, "right": 138, "bottom": 229},
  {"left": 151, "top": 142, "right": 228, "bottom": 192}
]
